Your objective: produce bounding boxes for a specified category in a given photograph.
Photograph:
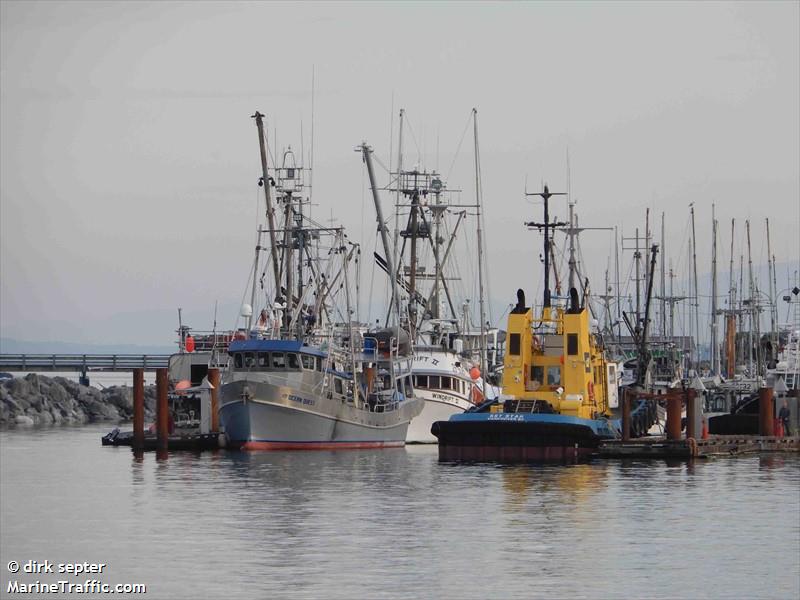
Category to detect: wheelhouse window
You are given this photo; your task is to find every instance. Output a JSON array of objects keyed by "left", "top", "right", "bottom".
[
  {"left": 301, "top": 355, "right": 315, "bottom": 370},
  {"left": 272, "top": 352, "right": 286, "bottom": 369},
  {"left": 531, "top": 365, "right": 544, "bottom": 384},
  {"left": 316, "top": 357, "right": 323, "bottom": 371},
  {"left": 567, "top": 334, "right": 578, "bottom": 356},
  {"left": 415, "top": 375, "right": 428, "bottom": 388},
  {"left": 334, "top": 378, "right": 343, "bottom": 395},
  {"left": 258, "top": 352, "right": 269, "bottom": 368},
  {"left": 509, "top": 333, "right": 521, "bottom": 355},
  {"left": 234, "top": 353, "right": 243, "bottom": 369},
  {"left": 244, "top": 352, "right": 256, "bottom": 368},
  {"left": 429, "top": 375, "right": 441, "bottom": 389},
  {"left": 546, "top": 366, "right": 561, "bottom": 386},
  {"left": 442, "top": 377, "right": 452, "bottom": 390},
  {"left": 288, "top": 353, "right": 300, "bottom": 369}
]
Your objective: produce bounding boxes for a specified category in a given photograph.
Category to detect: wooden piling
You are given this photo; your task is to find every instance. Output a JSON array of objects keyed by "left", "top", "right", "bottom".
[
  {"left": 208, "top": 368, "right": 220, "bottom": 432},
  {"left": 156, "top": 368, "right": 169, "bottom": 451},
  {"left": 686, "top": 388, "right": 697, "bottom": 440},
  {"left": 133, "top": 368, "right": 144, "bottom": 450},
  {"left": 666, "top": 392, "right": 682, "bottom": 441},
  {"left": 759, "top": 387, "right": 774, "bottom": 437},
  {"left": 621, "top": 389, "right": 631, "bottom": 441}
]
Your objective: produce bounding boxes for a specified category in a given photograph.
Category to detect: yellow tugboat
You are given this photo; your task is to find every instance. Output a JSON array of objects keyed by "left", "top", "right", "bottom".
[{"left": 432, "top": 185, "right": 630, "bottom": 461}]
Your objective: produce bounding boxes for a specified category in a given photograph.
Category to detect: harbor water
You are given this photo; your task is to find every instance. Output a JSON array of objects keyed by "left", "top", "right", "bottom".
[{"left": 1, "top": 425, "right": 798, "bottom": 600}]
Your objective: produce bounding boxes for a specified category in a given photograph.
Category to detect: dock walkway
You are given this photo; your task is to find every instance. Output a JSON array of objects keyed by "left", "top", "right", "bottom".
[{"left": 598, "top": 435, "right": 800, "bottom": 459}]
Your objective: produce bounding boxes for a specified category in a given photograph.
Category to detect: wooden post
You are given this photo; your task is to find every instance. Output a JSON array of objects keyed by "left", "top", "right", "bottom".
[
  {"left": 759, "top": 387, "right": 774, "bottom": 437},
  {"left": 686, "top": 389, "right": 697, "bottom": 439},
  {"left": 208, "top": 368, "right": 220, "bottom": 432},
  {"left": 622, "top": 388, "right": 631, "bottom": 441},
  {"left": 156, "top": 368, "right": 169, "bottom": 451},
  {"left": 133, "top": 368, "right": 144, "bottom": 450},
  {"left": 666, "top": 391, "right": 682, "bottom": 441}
]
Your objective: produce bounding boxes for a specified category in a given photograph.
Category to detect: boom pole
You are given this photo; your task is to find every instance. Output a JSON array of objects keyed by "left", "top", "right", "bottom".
[{"left": 253, "top": 112, "right": 281, "bottom": 293}]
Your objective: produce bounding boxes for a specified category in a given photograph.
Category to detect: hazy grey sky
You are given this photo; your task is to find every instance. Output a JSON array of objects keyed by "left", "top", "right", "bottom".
[{"left": 1, "top": 1, "right": 798, "bottom": 348}]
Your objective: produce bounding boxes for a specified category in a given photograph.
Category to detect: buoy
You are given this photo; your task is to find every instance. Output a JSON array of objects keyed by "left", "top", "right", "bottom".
[
  {"left": 470, "top": 367, "right": 481, "bottom": 380},
  {"left": 185, "top": 335, "right": 195, "bottom": 353}
]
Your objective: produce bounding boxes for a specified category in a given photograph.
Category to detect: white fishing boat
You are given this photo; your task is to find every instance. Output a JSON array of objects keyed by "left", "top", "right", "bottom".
[
  {"left": 381, "top": 109, "right": 502, "bottom": 442},
  {"left": 218, "top": 115, "right": 422, "bottom": 450}
]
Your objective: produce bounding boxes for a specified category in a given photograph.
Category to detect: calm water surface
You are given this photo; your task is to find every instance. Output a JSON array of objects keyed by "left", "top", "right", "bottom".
[{"left": 1, "top": 425, "right": 798, "bottom": 599}]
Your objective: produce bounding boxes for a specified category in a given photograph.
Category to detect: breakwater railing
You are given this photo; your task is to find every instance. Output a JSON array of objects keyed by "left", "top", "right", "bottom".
[{"left": 0, "top": 354, "right": 171, "bottom": 372}]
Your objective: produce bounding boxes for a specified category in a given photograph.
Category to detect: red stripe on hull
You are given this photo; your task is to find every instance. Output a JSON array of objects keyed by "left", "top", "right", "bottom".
[{"left": 240, "top": 440, "right": 406, "bottom": 451}]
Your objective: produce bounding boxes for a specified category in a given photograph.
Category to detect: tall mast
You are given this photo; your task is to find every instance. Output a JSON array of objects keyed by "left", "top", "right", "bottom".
[
  {"left": 644, "top": 208, "right": 650, "bottom": 293},
  {"left": 725, "top": 218, "right": 736, "bottom": 377},
  {"left": 473, "top": 108, "right": 488, "bottom": 373},
  {"left": 362, "top": 143, "right": 401, "bottom": 326},
  {"left": 252, "top": 112, "right": 281, "bottom": 293},
  {"left": 248, "top": 229, "right": 262, "bottom": 330},
  {"left": 690, "top": 204, "right": 700, "bottom": 370},
  {"left": 660, "top": 212, "right": 666, "bottom": 338},
  {"left": 615, "top": 226, "right": 621, "bottom": 341},
  {"left": 746, "top": 220, "right": 757, "bottom": 376},
  {"left": 567, "top": 201, "right": 577, "bottom": 291},
  {"left": 669, "top": 261, "right": 676, "bottom": 339},
  {"left": 635, "top": 227, "right": 641, "bottom": 334},
  {"left": 711, "top": 204, "right": 719, "bottom": 375},
  {"left": 525, "top": 185, "right": 567, "bottom": 314},
  {"left": 766, "top": 218, "right": 777, "bottom": 353},
  {"left": 393, "top": 110, "right": 404, "bottom": 291},
  {"left": 340, "top": 232, "right": 359, "bottom": 407},
  {"left": 282, "top": 188, "right": 294, "bottom": 334},
  {"left": 408, "top": 183, "right": 420, "bottom": 338}
]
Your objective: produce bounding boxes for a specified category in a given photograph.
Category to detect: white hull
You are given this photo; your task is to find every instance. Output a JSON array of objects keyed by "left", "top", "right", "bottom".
[{"left": 407, "top": 396, "right": 469, "bottom": 443}]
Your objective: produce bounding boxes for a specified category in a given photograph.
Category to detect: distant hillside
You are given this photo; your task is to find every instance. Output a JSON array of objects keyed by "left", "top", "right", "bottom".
[{"left": 0, "top": 338, "right": 175, "bottom": 355}]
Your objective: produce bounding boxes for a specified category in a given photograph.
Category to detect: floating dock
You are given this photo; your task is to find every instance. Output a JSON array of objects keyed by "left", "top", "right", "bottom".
[{"left": 598, "top": 435, "right": 800, "bottom": 459}]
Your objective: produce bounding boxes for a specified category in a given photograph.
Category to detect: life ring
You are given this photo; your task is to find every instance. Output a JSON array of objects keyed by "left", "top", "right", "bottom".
[{"left": 587, "top": 381, "right": 595, "bottom": 403}]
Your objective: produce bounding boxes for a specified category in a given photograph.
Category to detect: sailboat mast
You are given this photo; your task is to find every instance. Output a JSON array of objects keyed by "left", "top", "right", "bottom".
[
  {"left": 661, "top": 212, "right": 666, "bottom": 338},
  {"left": 473, "top": 108, "right": 488, "bottom": 373},
  {"left": 711, "top": 204, "right": 719, "bottom": 375},
  {"left": 615, "top": 226, "right": 621, "bottom": 340},
  {"left": 766, "top": 218, "right": 777, "bottom": 352},
  {"left": 726, "top": 219, "right": 737, "bottom": 376},
  {"left": 746, "top": 220, "right": 757, "bottom": 375},
  {"left": 669, "top": 261, "right": 676, "bottom": 340},
  {"left": 635, "top": 227, "right": 641, "bottom": 333},
  {"left": 690, "top": 205, "right": 700, "bottom": 370},
  {"left": 645, "top": 208, "right": 650, "bottom": 293}
]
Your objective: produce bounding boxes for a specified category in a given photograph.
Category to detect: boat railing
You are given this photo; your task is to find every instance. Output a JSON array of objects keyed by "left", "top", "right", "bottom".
[{"left": 178, "top": 330, "right": 236, "bottom": 353}]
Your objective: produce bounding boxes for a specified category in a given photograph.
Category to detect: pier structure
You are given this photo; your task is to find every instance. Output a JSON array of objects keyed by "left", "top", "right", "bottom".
[
  {"left": 0, "top": 353, "right": 171, "bottom": 385},
  {"left": 603, "top": 384, "right": 798, "bottom": 458}
]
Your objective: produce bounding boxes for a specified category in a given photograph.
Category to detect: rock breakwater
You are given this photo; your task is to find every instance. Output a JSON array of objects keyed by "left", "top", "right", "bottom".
[{"left": 0, "top": 374, "right": 157, "bottom": 426}]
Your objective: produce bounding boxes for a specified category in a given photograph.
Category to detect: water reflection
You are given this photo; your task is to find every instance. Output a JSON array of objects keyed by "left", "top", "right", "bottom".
[{"left": 1, "top": 426, "right": 798, "bottom": 600}]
